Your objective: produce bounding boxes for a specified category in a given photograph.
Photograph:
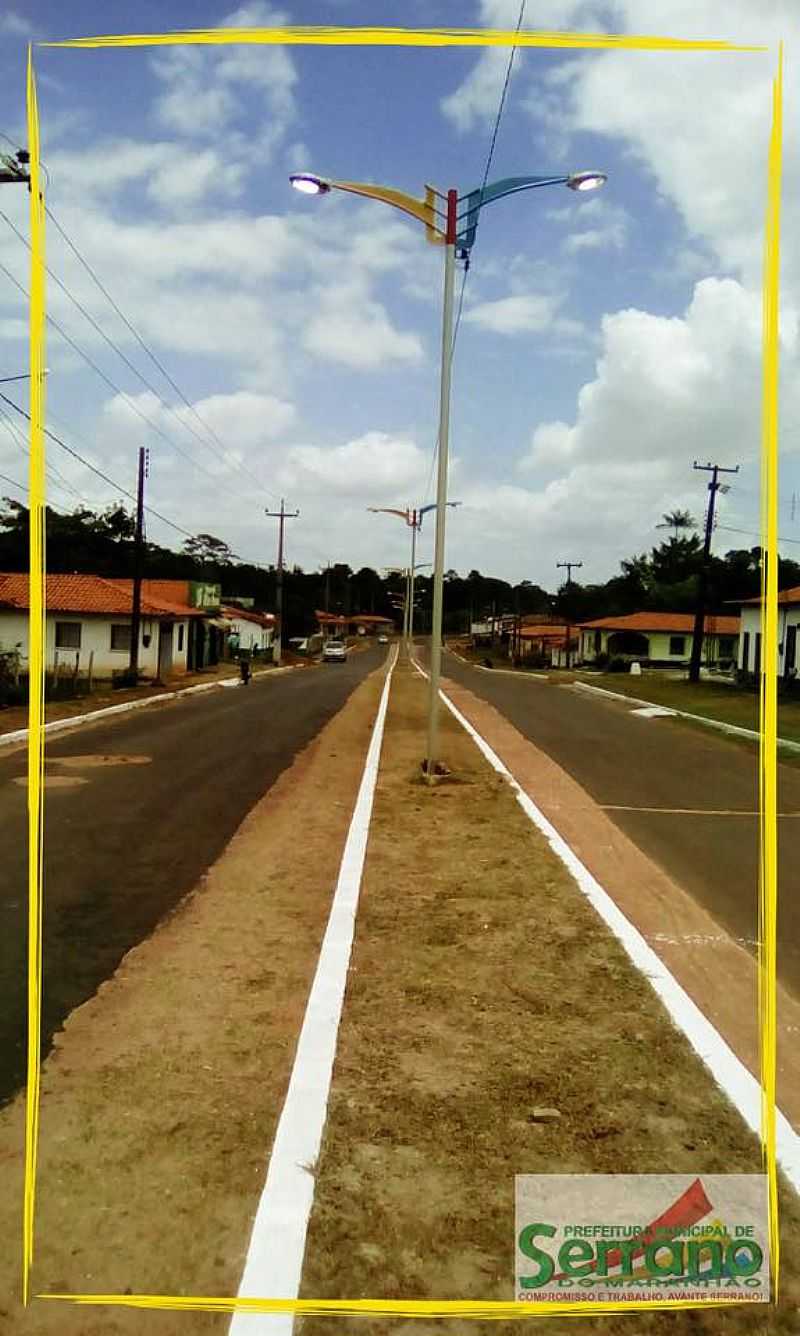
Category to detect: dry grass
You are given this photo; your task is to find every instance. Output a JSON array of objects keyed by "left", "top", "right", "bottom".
[
  {"left": 0, "top": 665, "right": 383, "bottom": 1335},
  {"left": 297, "top": 662, "right": 800, "bottom": 1335}
]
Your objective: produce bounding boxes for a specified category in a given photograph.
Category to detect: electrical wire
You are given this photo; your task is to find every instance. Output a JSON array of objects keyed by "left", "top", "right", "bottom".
[
  {"left": 42, "top": 203, "right": 279, "bottom": 501},
  {"left": 422, "top": 0, "right": 527, "bottom": 507},
  {"left": 0, "top": 390, "right": 195, "bottom": 539},
  {"left": 0, "top": 399, "right": 89, "bottom": 503},
  {"left": 0, "top": 254, "right": 260, "bottom": 506},
  {"left": 716, "top": 524, "right": 800, "bottom": 548}
]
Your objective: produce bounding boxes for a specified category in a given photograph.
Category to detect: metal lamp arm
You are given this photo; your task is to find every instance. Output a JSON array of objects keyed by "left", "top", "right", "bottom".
[{"left": 456, "top": 175, "right": 570, "bottom": 251}]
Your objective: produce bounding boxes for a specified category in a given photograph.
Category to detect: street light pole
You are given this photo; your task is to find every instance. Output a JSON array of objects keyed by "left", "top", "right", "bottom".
[
  {"left": 425, "top": 189, "right": 458, "bottom": 779},
  {"left": 292, "top": 167, "right": 606, "bottom": 776}
]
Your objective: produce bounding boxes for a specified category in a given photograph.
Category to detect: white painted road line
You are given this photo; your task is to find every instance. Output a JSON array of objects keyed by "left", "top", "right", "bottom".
[
  {"left": 411, "top": 657, "right": 800, "bottom": 1193},
  {"left": 229, "top": 647, "right": 398, "bottom": 1335}
]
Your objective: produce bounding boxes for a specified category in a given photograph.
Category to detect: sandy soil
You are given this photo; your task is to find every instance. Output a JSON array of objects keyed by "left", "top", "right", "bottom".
[
  {"left": 297, "top": 663, "right": 800, "bottom": 1335},
  {"left": 0, "top": 661, "right": 386, "bottom": 1334}
]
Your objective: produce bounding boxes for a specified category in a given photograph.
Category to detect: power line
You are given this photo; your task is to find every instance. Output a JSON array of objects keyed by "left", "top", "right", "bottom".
[
  {"left": 38, "top": 204, "right": 279, "bottom": 501},
  {"left": 717, "top": 523, "right": 800, "bottom": 548},
  {"left": 0, "top": 252, "right": 257, "bottom": 505},
  {"left": 424, "top": 0, "right": 526, "bottom": 506},
  {"left": 0, "top": 389, "right": 194, "bottom": 539},
  {"left": 0, "top": 399, "right": 90, "bottom": 504}
]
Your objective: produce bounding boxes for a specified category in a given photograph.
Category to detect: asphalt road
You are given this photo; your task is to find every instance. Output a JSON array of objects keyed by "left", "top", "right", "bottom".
[
  {"left": 436, "top": 651, "right": 800, "bottom": 998},
  {"left": 0, "top": 647, "right": 384, "bottom": 1107}
]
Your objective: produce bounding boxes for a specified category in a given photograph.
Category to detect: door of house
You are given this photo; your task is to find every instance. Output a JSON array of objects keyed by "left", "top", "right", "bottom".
[
  {"left": 742, "top": 631, "right": 750, "bottom": 673},
  {"left": 785, "top": 624, "right": 797, "bottom": 679},
  {"left": 158, "top": 621, "right": 174, "bottom": 678},
  {"left": 754, "top": 632, "right": 762, "bottom": 679}
]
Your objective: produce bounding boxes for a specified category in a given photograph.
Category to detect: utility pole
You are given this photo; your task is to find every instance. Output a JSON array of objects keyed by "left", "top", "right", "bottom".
[
  {"left": 265, "top": 499, "right": 299, "bottom": 667},
  {"left": 128, "top": 447, "right": 149, "bottom": 681},
  {"left": 688, "top": 462, "right": 739, "bottom": 683},
  {"left": 557, "top": 560, "right": 582, "bottom": 670}
]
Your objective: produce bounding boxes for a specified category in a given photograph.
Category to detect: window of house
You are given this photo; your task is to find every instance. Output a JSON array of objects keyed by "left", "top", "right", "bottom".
[
  {"left": 669, "top": 636, "right": 686, "bottom": 656},
  {"left": 718, "top": 637, "right": 735, "bottom": 659},
  {"left": 110, "top": 623, "right": 132, "bottom": 652},
  {"left": 55, "top": 621, "right": 81, "bottom": 650},
  {"left": 178, "top": 623, "right": 185, "bottom": 652}
]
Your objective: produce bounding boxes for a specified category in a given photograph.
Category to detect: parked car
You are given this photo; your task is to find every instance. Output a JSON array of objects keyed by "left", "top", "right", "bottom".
[
  {"left": 322, "top": 639, "right": 347, "bottom": 663},
  {"left": 378, "top": 635, "right": 389, "bottom": 644}
]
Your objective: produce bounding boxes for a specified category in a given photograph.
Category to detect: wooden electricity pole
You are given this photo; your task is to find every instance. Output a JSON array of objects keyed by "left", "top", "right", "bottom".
[
  {"left": 688, "top": 462, "right": 739, "bottom": 683},
  {"left": 128, "top": 447, "right": 148, "bottom": 681},
  {"left": 265, "top": 499, "right": 299, "bottom": 666},
  {"left": 557, "top": 560, "right": 582, "bottom": 670}
]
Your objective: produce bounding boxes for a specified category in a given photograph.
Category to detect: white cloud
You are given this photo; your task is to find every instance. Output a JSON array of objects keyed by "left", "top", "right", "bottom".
[
  {"left": 464, "top": 293, "right": 560, "bottom": 333},
  {"left": 519, "top": 278, "right": 800, "bottom": 545},
  {"left": 440, "top": 0, "right": 604, "bottom": 132},
  {"left": 302, "top": 279, "right": 425, "bottom": 369},
  {"left": 150, "top": 0, "right": 298, "bottom": 161},
  {"left": 547, "top": 2, "right": 798, "bottom": 290},
  {"left": 562, "top": 198, "right": 630, "bottom": 253},
  {"left": 0, "top": 11, "right": 34, "bottom": 36},
  {"left": 279, "top": 431, "right": 429, "bottom": 497}
]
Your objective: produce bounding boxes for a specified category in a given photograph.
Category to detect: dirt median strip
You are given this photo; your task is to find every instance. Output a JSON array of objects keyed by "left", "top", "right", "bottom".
[
  {"left": 438, "top": 671, "right": 800, "bottom": 1134},
  {"left": 296, "top": 663, "right": 800, "bottom": 1335},
  {"left": 0, "top": 660, "right": 387, "bottom": 1335}
]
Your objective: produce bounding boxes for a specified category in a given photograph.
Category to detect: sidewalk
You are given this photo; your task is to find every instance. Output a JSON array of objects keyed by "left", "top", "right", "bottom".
[{"left": 0, "top": 659, "right": 309, "bottom": 747}]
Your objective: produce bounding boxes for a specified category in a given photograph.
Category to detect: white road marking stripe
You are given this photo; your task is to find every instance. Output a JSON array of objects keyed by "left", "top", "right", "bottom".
[
  {"left": 411, "top": 656, "right": 800, "bottom": 1193},
  {"left": 229, "top": 647, "right": 398, "bottom": 1334}
]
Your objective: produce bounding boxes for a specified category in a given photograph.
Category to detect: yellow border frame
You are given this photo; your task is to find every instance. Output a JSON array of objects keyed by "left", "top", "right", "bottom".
[{"left": 23, "top": 23, "right": 782, "bottom": 1321}]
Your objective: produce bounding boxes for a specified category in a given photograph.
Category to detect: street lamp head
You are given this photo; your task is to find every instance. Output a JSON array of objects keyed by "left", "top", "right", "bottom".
[
  {"left": 290, "top": 173, "right": 331, "bottom": 196},
  {"left": 566, "top": 171, "right": 607, "bottom": 193}
]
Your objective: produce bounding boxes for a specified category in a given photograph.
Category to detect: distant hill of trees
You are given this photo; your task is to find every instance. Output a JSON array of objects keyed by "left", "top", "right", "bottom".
[{"left": 1, "top": 498, "right": 798, "bottom": 637}]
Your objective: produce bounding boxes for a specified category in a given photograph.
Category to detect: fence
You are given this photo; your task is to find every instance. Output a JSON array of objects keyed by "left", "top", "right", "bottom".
[{"left": 0, "top": 649, "right": 96, "bottom": 707}]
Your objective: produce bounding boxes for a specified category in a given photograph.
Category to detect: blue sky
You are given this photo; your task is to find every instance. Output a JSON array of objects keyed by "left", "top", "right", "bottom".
[{"left": 0, "top": 1, "right": 797, "bottom": 588}]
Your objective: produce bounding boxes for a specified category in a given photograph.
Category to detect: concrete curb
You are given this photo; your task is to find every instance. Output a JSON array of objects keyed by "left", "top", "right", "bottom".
[
  {"left": 0, "top": 665, "right": 299, "bottom": 749},
  {"left": 416, "top": 660, "right": 800, "bottom": 1195},
  {"left": 572, "top": 679, "right": 800, "bottom": 754}
]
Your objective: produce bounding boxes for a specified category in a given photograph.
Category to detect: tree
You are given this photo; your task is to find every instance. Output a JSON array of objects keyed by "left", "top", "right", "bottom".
[
  {"left": 182, "top": 533, "right": 236, "bottom": 569},
  {"left": 657, "top": 509, "right": 697, "bottom": 540}
]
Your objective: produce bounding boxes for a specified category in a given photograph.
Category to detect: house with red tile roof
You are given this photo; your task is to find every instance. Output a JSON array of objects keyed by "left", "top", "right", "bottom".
[
  {"left": 735, "top": 585, "right": 800, "bottom": 680},
  {"left": 578, "top": 611, "right": 740, "bottom": 669},
  {"left": 315, "top": 610, "right": 395, "bottom": 638},
  {"left": 219, "top": 604, "right": 275, "bottom": 655},
  {"left": 0, "top": 573, "right": 207, "bottom": 679}
]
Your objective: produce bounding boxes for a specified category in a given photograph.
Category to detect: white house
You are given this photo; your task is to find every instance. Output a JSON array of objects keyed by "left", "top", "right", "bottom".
[
  {"left": 736, "top": 585, "right": 800, "bottom": 680},
  {"left": 220, "top": 604, "right": 275, "bottom": 653},
  {"left": 579, "top": 612, "right": 740, "bottom": 668},
  {"left": 0, "top": 573, "right": 205, "bottom": 679}
]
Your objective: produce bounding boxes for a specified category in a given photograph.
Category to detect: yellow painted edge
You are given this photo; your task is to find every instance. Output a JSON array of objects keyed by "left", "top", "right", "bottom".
[
  {"left": 759, "top": 42, "right": 782, "bottom": 1300},
  {"left": 23, "top": 42, "right": 46, "bottom": 1308},
  {"left": 38, "top": 25, "right": 767, "bottom": 52},
  {"left": 37, "top": 1294, "right": 759, "bottom": 1315},
  {"left": 23, "top": 22, "right": 779, "bottom": 1320}
]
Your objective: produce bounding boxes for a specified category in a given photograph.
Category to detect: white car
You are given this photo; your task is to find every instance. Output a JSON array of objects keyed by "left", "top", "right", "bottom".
[
  {"left": 322, "top": 639, "right": 347, "bottom": 663},
  {"left": 378, "top": 635, "right": 389, "bottom": 645}
]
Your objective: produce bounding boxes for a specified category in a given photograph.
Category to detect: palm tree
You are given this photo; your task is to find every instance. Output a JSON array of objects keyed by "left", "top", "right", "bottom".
[{"left": 657, "top": 509, "right": 697, "bottom": 541}]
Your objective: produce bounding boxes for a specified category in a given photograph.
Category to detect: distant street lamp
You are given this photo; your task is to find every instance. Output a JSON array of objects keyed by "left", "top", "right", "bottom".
[
  {"left": 294, "top": 166, "right": 606, "bottom": 778},
  {"left": 368, "top": 503, "right": 460, "bottom": 649}
]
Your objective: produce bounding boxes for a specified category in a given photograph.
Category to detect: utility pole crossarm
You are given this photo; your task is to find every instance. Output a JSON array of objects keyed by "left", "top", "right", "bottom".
[
  {"left": 688, "top": 461, "right": 740, "bottom": 683},
  {"left": 556, "top": 560, "right": 583, "bottom": 670},
  {"left": 265, "top": 500, "right": 300, "bottom": 667}
]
